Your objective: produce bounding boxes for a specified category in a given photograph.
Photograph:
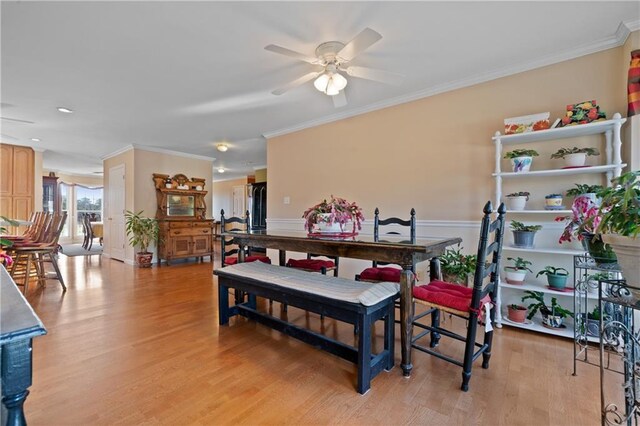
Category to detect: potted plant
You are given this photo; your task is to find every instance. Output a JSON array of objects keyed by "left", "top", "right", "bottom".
[
  {"left": 522, "top": 291, "right": 574, "bottom": 328},
  {"left": 504, "top": 256, "right": 533, "bottom": 284},
  {"left": 505, "top": 191, "right": 530, "bottom": 211},
  {"left": 536, "top": 266, "right": 570, "bottom": 289},
  {"left": 504, "top": 149, "right": 539, "bottom": 173},
  {"left": 544, "top": 193, "right": 564, "bottom": 210},
  {"left": 550, "top": 147, "right": 600, "bottom": 168},
  {"left": 586, "top": 306, "right": 601, "bottom": 337},
  {"left": 565, "top": 183, "right": 604, "bottom": 204},
  {"left": 510, "top": 220, "right": 542, "bottom": 248},
  {"left": 584, "top": 272, "right": 609, "bottom": 294},
  {"left": 507, "top": 304, "right": 528, "bottom": 323},
  {"left": 124, "top": 210, "right": 159, "bottom": 268},
  {"left": 440, "top": 245, "right": 477, "bottom": 286},
  {"left": 596, "top": 170, "right": 640, "bottom": 283},
  {"left": 555, "top": 195, "right": 617, "bottom": 265},
  {"left": 302, "top": 195, "right": 365, "bottom": 234}
]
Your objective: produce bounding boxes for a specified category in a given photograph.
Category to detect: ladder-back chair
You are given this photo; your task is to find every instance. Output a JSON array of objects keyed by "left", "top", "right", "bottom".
[
  {"left": 411, "top": 201, "right": 506, "bottom": 391},
  {"left": 220, "top": 210, "right": 271, "bottom": 267}
]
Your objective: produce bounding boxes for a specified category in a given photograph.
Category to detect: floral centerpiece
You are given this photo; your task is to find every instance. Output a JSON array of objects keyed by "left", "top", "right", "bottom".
[
  {"left": 0, "top": 216, "right": 16, "bottom": 267},
  {"left": 303, "top": 195, "right": 364, "bottom": 234}
]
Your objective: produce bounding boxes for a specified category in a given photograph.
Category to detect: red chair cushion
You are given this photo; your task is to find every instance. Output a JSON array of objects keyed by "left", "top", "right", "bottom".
[
  {"left": 412, "top": 280, "right": 491, "bottom": 313},
  {"left": 286, "top": 258, "right": 335, "bottom": 271},
  {"left": 359, "top": 267, "right": 402, "bottom": 283},
  {"left": 224, "top": 255, "right": 271, "bottom": 266}
]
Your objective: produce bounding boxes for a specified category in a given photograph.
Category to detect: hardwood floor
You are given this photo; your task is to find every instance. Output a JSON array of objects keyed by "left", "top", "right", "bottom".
[{"left": 22, "top": 254, "right": 613, "bottom": 425}]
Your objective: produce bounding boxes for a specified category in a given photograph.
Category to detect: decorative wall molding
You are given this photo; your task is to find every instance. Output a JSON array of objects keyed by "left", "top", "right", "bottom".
[
  {"left": 102, "top": 144, "right": 216, "bottom": 162},
  {"left": 263, "top": 21, "right": 640, "bottom": 140}
]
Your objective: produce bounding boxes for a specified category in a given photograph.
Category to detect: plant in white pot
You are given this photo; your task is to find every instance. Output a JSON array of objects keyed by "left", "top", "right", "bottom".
[
  {"left": 125, "top": 210, "right": 160, "bottom": 268},
  {"left": 504, "top": 149, "right": 539, "bottom": 173},
  {"left": 595, "top": 170, "right": 640, "bottom": 283},
  {"left": 504, "top": 256, "right": 533, "bottom": 284},
  {"left": 510, "top": 220, "right": 542, "bottom": 248},
  {"left": 522, "top": 291, "right": 573, "bottom": 328},
  {"left": 551, "top": 147, "right": 600, "bottom": 168},
  {"left": 505, "top": 191, "right": 530, "bottom": 211},
  {"left": 565, "top": 183, "right": 604, "bottom": 205}
]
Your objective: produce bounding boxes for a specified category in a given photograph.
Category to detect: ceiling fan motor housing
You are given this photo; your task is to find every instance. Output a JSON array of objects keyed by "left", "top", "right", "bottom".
[{"left": 315, "top": 41, "right": 346, "bottom": 65}]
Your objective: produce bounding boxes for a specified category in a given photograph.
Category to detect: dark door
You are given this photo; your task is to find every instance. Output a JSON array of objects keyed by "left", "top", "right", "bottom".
[{"left": 251, "top": 182, "right": 267, "bottom": 230}]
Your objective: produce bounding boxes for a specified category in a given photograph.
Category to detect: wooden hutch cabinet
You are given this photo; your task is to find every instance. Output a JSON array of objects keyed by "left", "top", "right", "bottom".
[{"left": 153, "top": 173, "right": 214, "bottom": 265}]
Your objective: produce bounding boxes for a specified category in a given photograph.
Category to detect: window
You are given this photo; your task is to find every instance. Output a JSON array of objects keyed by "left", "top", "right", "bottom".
[{"left": 58, "top": 183, "right": 103, "bottom": 243}]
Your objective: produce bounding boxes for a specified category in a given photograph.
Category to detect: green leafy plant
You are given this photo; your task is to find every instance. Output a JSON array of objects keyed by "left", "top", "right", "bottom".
[
  {"left": 565, "top": 183, "right": 604, "bottom": 197},
  {"left": 504, "top": 149, "right": 539, "bottom": 159},
  {"left": 550, "top": 147, "right": 600, "bottom": 159},
  {"left": 596, "top": 170, "right": 640, "bottom": 238},
  {"left": 521, "top": 291, "right": 574, "bottom": 320},
  {"left": 588, "top": 306, "right": 601, "bottom": 321},
  {"left": 0, "top": 216, "right": 18, "bottom": 247},
  {"left": 506, "top": 191, "right": 530, "bottom": 199},
  {"left": 536, "top": 266, "right": 569, "bottom": 277},
  {"left": 506, "top": 257, "right": 533, "bottom": 272},
  {"left": 440, "top": 245, "right": 477, "bottom": 284},
  {"left": 510, "top": 220, "right": 542, "bottom": 232},
  {"left": 124, "top": 210, "right": 159, "bottom": 253},
  {"left": 509, "top": 304, "right": 527, "bottom": 311}
]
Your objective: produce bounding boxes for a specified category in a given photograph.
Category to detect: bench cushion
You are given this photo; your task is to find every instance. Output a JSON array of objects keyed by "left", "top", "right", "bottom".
[
  {"left": 224, "top": 255, "right": 271, "bottom": 266},
  {"left": 215, "top": 262, "right": 398, "bottom": 306}
]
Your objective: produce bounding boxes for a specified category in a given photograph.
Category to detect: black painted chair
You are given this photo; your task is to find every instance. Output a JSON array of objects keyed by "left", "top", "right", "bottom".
[
  {"left": 411, "top": 201, "right": 506, "bottom": 392},
  {"left": 220, "top": 210, "right": 271, "bottom": 267},
  {"left": 286, "top": 254, "right": 339, "bottom": 276},
  {"left": 355, "top": 208, "right": 416, "bottom": 283}
]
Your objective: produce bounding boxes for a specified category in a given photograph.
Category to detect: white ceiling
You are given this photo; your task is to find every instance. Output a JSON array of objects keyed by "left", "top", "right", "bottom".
[{"left": 1, "top": 2, "right": 638, "bottom": 181}]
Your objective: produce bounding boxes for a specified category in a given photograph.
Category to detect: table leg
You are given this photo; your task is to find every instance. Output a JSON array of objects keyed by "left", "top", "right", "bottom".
[
  {"left": 279, "top": 250, "right": 286, "bottom": 266},
  {"left": 400, "top": 268, "right": 415, "bottom": 377},
  {"left": 1, "top": 339, "right": 33, "bottom": 426}
]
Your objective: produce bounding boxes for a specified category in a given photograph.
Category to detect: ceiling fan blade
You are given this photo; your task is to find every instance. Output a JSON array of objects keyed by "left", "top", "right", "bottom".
[
  {"left": 1, "top": 116, "right": 34, "bottom": 124},
  {"left": 344, "top": 66, "right": 403, "bottom": 85},
  {"left": 332, "top": 90, "right": 347, "bottom": 108},
  {"left": 264, "top": 44, "right": 319, "bottom": 64},
  {"left": 272, "top": 72, "right": 320, "bottom": 95},
  {"left": 337, "top": 28, "right": 382, "bottom": 62}
]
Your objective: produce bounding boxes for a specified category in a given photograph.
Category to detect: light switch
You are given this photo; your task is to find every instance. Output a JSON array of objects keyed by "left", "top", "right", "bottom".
[{"left": 283, "top": 196, "right": 290, "bottom": 205}]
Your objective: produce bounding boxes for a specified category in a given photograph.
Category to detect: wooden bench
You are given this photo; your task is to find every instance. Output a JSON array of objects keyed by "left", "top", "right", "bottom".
[{"left": 214, "top": 262, "right": 399, "bottom": 394}]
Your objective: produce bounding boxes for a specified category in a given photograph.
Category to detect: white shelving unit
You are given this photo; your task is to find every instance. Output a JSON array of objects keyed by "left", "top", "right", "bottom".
[{"left": 493, "top": 113, "right": 627, "bottom": 339}]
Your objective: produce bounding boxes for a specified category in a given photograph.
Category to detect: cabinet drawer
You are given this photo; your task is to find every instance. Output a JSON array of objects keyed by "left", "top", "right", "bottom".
[
  {"left": 168, "top": 222, "right": 193, "bottom": 229},
  {"left": 192, "top": 221, "right": 213, "bottom": 228}
]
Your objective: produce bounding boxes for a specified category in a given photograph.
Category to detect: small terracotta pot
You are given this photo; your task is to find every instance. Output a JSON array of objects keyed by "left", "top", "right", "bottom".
[{"left": 508, "top": 305, "right": 528, "bottom": 323}]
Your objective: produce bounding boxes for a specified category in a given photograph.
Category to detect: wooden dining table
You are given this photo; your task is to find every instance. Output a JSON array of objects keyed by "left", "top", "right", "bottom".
[{"left": 223, "top": 229, "right": 462, "bottom": 377}]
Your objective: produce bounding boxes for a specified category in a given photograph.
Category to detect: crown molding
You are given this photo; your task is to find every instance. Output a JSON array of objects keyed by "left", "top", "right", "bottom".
[
  {"left": 263, "top": 20, "right": 639, "bottom": 140},
  {"left": 102, "top": 144, "right": 215, "bottom": 162},
  {"left": 101, "top": 144, "right": 134, "bottom": 161},
  {"left": 253, "top": 165, "right": 267, "bottom": 170},
  {"left": 212, "top": 176, "right": 249, "bottom": 183}
]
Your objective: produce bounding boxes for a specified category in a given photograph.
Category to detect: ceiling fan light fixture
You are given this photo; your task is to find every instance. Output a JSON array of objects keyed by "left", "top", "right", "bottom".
[
  {"left": 216, "top": 143, "right": 228, "bottom": 152},
  {"left": 314, "top": 71, "right": 347, "bottom": 96},
  {"left": 217, "top": 167, "right": 225, "bottom": 173}
]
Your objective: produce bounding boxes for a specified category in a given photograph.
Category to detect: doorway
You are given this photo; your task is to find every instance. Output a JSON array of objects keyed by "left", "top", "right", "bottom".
[{"left": 108, "top": 164, "right": 126, "bottom": 261}]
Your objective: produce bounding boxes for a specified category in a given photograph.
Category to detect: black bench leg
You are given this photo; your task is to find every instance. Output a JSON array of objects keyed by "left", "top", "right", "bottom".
[
  {"left": 248, "top": 293, "right": 257, "bottom": 310},
  {"left": 218, "top": 283, "right": 230, "bottom": 325},
  {"left": 356, "top": 314, "right": 372, "bottom": 394},
  {"left": 384, "top": 301, "right": 395, "bottom": 371}
]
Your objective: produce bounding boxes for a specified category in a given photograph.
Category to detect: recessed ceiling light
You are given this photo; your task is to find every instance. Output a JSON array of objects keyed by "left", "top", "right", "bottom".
[
  {"left": 217, "top": 167, "right": 225, "bottom": 173},
  {"left": 31, "top": 138, "right": 41, "bottom": 142},
  {"left": 57, "top": 107, "right": 73, "bottom": 113},
  {"left": 216, "top": 143, "right": 228, "bottom": 152}
]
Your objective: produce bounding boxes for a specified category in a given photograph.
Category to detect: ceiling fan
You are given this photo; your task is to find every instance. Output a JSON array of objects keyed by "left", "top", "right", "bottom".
[{"left": 265, "top": 28, "right": 402, "bottom": 108}]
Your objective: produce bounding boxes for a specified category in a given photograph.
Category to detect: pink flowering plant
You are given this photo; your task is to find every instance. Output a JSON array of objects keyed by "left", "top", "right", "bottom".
[
  {"left": 555, "top": 195, "right": 602, "bottom": 244},
  {"left": 303, "top": 195, "right": 365, "bottom": 233}
]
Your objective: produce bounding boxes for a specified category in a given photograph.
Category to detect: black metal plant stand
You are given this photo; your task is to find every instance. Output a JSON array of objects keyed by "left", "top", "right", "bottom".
[{"left": 599, "top": 278, "right": 640, "bottom": 426}]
